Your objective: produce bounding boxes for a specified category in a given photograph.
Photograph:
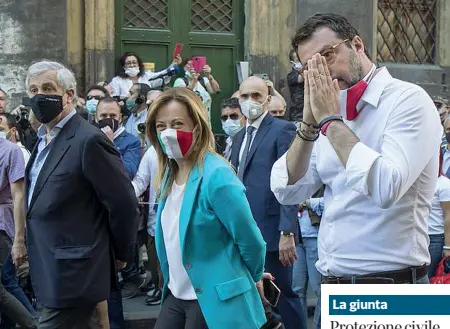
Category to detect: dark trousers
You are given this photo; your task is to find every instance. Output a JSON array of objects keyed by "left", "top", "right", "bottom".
[
  {"left": 38, "top": 305, "right": 99, "bottom": 329},
  {"left": 154, "top": 292, "right": 208, "bottom": 329},
  {"left": 1, "top": 255, "right": 37, "bottom": 329},
  {"left": 265, "top": 251, "right": 303, "bottom": 329},
  {"left": 0, "top": 231, "right": 36, "bottom": 328},
  {"left": 121, "top": 242, "right": 140, "bottom": 283},
  {"left": 146, "top": 236, "right": 162, "bottom": 289},
  {"left": 107, "top": 289, "right": 125, "bottom": 329}
]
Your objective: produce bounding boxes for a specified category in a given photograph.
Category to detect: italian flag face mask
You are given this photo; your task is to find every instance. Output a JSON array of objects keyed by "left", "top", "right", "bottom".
[{"left": 158, "top": 128, "right": 194, "bottom": 159}]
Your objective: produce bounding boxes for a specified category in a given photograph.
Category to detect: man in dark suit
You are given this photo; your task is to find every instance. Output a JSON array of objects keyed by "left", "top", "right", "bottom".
[
  {"left": 24, "top": 60, "right": 139, "bottom": 329},
  {"left": 231, "top": 76, "right": 303, "bottom": 329}
]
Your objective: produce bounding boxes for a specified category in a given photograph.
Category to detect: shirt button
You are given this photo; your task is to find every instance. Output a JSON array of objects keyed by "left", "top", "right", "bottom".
[
  {"left": 328, "top": 222, "right": 333, "bottom": 228},
  {"left": 333, "top": 195, "right": 340, "bottom": 201},
  {"left": 195, "top": 288, "right": 202, "bottom": 294},
  {"left": 185, "top": 264, "right": 192, "bottom": 270}
]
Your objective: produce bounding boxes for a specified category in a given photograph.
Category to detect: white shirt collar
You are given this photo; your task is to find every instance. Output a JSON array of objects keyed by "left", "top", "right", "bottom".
[
  {"left": 360, "top": 66, "right": 391, "bottom": 109},
  {"left": 246, "top": 111, "right": 268, "bottom": 131}
]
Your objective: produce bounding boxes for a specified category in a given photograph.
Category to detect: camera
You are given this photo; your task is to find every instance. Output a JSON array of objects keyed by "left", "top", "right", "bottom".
[{"left": 137, "top": 123, "right": 146, "bottom": 134}]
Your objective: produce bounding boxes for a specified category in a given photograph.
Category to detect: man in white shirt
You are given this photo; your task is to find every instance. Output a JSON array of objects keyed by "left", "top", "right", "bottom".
[{"left": 271, "top": 13, "right": 441, "bottom": 285}]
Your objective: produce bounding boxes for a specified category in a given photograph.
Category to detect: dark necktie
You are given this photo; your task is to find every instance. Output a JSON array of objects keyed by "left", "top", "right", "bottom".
[{"left": 238, "top": 126, "right": 255, "bottom": 181}]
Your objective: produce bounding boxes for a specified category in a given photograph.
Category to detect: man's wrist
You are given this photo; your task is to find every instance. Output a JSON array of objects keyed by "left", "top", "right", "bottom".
[
  {"left": 280, "top": 231, "right": 294, "bottom": 237},
  {"left": 443, "top": 245, "right": 450, "bottom": 250}
]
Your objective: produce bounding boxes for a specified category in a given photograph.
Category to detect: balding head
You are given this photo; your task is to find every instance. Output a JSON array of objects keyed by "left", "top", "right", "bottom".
[
  {"left": 147, "top": 90, "right": 162, "bottom": 105},
  {"left": 231, "top": 90, "right": 240, "bottom": 99},
  {"left": 268, "top": 96, "right": 286, "bottom": 117},
  {"left": 239, "top": 76, "right": 270, "bottom": 104}
]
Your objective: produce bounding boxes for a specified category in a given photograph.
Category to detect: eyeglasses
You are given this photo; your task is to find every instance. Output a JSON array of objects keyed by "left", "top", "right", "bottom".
[
  {"left": 220, "top": 113, "right": 240, "bottom": 122},
  {"left": 298, "top": 39, "right": 349, "bottom": 75},
  {"left": 124, "top": 61, "right": 138, "bottom": 67},
  {"left": 86, "top": 95, "right": 104, "bottom": 101}
]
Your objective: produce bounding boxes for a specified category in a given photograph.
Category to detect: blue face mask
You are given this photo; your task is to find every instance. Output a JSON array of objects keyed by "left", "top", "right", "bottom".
[
  {"left": 222, "top": 119, "right": 242, "bottom": 138},
  {"left": 86, "top": 99, "right": 98, "bottom": 115}
]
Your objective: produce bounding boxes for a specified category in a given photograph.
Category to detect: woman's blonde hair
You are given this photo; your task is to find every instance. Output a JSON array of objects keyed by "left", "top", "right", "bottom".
[{"left": 146, "top": 87, "right": 217, "bottom": 199}]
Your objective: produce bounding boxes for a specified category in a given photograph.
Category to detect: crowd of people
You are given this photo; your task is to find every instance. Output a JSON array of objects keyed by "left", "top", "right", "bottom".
[{"left": 0, "top": 12, "right": 449, "bottom": 329}]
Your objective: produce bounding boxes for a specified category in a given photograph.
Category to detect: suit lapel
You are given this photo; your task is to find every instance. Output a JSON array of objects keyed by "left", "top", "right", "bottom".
[
  {"left": 243, "top": 114, "right": 273, "bottom": 173},
  {"left": 179, "top": 164, "right": 202, "bottom": 253},
  {"left": 231, "top": 129, "right": 245, "bottom": 168},
  {"left": 27, "top": 115, "right": 79, "bottom": 214}
]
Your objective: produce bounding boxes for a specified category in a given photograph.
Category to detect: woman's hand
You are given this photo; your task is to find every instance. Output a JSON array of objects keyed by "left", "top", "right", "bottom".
[
  {"left": 172, "top": 54, "right": 182, "bottom": 66},
  {"left": 256, "top": 273, "right": 275, "bottom": 306}
]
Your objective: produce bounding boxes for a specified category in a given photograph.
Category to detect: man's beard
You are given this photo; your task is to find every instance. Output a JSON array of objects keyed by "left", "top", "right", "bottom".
[{"left": 342, "top": 51, "right": 364, "bottom": 89}]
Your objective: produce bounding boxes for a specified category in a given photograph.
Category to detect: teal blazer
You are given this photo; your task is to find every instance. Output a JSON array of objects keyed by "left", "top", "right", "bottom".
[{"left": 155, "top": 153, "right": 267, "bottom": 329}]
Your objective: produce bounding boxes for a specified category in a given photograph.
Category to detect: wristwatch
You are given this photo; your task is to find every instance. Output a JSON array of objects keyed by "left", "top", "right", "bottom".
[{"left": 280, "top": 231, "right": 294, "bottom": 237}]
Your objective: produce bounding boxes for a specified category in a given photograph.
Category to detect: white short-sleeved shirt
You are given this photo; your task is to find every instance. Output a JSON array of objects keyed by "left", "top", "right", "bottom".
[
  {"left": 161, "top": 182, "right": 197, "bottom": 300},
  {"left": 428, "top": 175, "right": 450, "bottom": 235},
  {"left": 110, "top": 70, "right": 170, "bottom": 98}
]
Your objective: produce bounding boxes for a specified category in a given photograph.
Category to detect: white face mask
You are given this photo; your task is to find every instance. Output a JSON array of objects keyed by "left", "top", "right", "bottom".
[
  {"left": 241, "top": 97, "right": 268, "bottom": 120},
  {"left": 0, "top": 131, "right": 6, "bottom": 139},
  {"left": 125, "top": 67, "right": 140, "bottom": 78},
  {"left": 222, "top": 119, "right": 242, "bottom": 138}
]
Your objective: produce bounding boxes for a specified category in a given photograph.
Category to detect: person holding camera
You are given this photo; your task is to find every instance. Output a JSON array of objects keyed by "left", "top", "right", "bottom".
[{"left": 0, "top": 113, "right": 31, "bottom": 164}]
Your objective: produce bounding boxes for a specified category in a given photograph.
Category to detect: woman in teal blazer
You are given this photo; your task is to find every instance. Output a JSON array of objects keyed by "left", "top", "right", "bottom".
[{"left": 146, "top": 87, "right": 267, "bottom": 329}]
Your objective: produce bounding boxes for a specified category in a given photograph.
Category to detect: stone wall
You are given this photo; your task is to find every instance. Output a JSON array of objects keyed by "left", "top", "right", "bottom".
[{"left": 0, "top": 0, "right": 67, "bottom": 110}]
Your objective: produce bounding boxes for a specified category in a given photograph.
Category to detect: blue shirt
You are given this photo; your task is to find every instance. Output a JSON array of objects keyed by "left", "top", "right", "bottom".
[
  {"left": 28, "top": 110, "right": 77, "bottom": 206},
  {"left": 298, "top": 197, "right": 323, "bottom": 238}
]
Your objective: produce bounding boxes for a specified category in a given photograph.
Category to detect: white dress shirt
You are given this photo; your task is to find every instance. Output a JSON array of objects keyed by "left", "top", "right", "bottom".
[
  {"left": 132, "top": 146, "right": 158, "bottom": 236},
  {"left": 428, "top": 175, "right": 450, "bottom": 235},
  {"left": 161, "top": 182, "right": 197, "bottom": 300},
  {"left": 271, "top": 67, "right": 442, "bottom": 276},
  {"left": 238, "top": 110, "right": 268, "bottom": 168}
]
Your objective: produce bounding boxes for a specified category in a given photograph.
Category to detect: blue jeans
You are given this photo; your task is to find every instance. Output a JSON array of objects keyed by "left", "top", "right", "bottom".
[
  {"left": 428, "top": 234, "right": 444, "bottom": 278},
  {"left": 293, "top": 238, "right": 321, "bottom": 329},
  {"left": 0, "top": 255, "right": 37, "bottom": 329}
]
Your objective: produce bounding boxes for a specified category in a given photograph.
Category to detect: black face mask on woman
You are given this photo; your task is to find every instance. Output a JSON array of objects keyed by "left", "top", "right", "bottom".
[{"left": 30, "top": 94, "right": 66, "bottom": 123}]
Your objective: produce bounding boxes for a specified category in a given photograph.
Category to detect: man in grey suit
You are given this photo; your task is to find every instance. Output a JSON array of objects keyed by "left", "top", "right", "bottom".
[{"left": 24, "top": 60, "right": 139, "bottom": 329}]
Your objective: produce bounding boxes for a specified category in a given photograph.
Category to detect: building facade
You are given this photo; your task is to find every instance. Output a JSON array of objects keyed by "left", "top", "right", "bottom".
[{"left": 0, "top": 0, "right": 449, "bottom": 131}]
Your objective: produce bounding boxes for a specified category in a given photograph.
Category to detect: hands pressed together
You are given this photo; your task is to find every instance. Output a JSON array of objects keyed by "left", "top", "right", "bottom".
[{"left": 302, "top": 54, "right": 341, "bottom": 125}]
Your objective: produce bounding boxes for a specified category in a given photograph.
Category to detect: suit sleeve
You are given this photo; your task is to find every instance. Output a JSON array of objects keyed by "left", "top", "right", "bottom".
[
  {"left": 82, "top": 133, "right": 140, "bottom": 262},
  {"left": 208, "top": 164, "right": 266, "bottom": 282},
  {"left": 120, "top": 138, "right": 141, "bottom": 179},
  {"left": 276, "top": 123, "right": 299, "bottom": 234}
]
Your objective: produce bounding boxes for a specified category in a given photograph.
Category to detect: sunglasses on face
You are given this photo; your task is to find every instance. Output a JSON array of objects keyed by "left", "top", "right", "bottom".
[
  {"left": 298, "top": 39, "right": 349, "bottom": 75},
  {"left": 435, "top": 102, "right": 444, "bottom": 109},
  {"left": 220, "top": 114, "right": 240, "bottom": 122},
  {"left": 86, "top": 95, "right": 104, "bottom": 101}
]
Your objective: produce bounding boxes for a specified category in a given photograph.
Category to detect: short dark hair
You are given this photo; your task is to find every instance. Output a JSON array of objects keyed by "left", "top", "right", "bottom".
[
  {"left": 118, "top": 52, "right": 146, "bottom": 78},
  {"left": 97, "top": 97, "right": 121, "bottom": 110},
  {"left": 220, "top": 97, "right": 241, "bottom": 113},
  {"left": 0, "top": 113, "right": 24, "bottom": 144},
  {"left": 292, "top": 13, "right": 371, "bottom": 60},
  {"left": 0, "top": 88, "right": 6, "bottom": 97},
  {"left": 85, "top": 85, "right": 110, "bottom": 98},
  {"left": 133, "top": 83, "right": 152, "bottom": 102},
  {"left": 180, "top": 56, "right": 194, "bottom": 69}
]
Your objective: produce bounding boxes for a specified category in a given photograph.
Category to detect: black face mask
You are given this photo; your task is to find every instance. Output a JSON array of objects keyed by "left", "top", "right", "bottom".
[
  {"left": 97, "top": 118, "right": 119, "bottom": 132},
  {"left": 30, "top": 94, "right": 65, "bottom": 123},
  {"left": 446, "top": 132, "right": 450, "bottom": 144}
]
